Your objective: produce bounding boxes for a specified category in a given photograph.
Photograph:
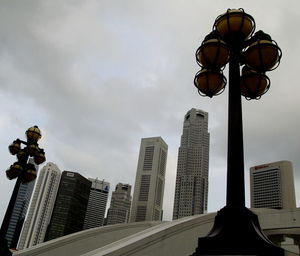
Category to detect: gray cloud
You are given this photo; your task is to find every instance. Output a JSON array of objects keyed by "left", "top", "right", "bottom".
[{"left": 0, "top": 0, "right": 300, "bottom": 222}]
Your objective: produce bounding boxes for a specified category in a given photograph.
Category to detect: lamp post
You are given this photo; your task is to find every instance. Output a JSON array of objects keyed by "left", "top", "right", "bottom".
[
  {"left": 0, "top": 126, "right": 46, "bottom": 256},
  {"left": 192, "top": 9, "right": 283, "bottom": 255}
]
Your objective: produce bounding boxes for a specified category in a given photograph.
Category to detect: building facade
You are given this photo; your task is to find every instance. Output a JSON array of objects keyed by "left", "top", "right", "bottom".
[
  {"left": 17, "top": 162, "right": 61, "bottom": 250},
  {"left": 130, "top": 137, "right": 168, "bottom": 222},
  {"left": 106, "top": 183, "right": 132, "bottom": 225},
  {"left": 83, "top": 179, "right": 110, "bottom": 229},
  {"left": 44, "top": 171, "right": 91, "bottom": 241},
  {"left": 173, "top": 108, "right": 210, "bottom": 220},
  {"left": 5, "top": 158, "right": 37, "bottom": 249},
  {"left": 250, "top": 160, "right": 296, "bottom": 209}
]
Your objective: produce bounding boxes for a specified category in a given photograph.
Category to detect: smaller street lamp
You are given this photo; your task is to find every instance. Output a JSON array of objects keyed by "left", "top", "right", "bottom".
[
  {"left": 192, "top": 9, "right": 283, "bottom": 255},
  {"left": 0, "top": 126, "right": 46, "bottom": 255}
]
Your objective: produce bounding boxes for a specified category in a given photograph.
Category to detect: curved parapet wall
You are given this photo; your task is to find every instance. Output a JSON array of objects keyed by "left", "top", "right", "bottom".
[
  {"left": 82, "top": 213, "right": 215, "bottom": 256},
  {"left": 14, "top": 221, "right": 166, "bottom": 256},
  {"left": 14, "top": 208, "right": 300, "bottom": 256}
]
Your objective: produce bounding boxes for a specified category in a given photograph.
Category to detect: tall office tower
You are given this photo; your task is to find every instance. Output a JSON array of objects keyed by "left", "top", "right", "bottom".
[
  {"left": 83, "top": 179, "right": 110, "bottom": 229},
  {"left": 17, "top": 162, "right": 61, "bottom": 250},
  {"left": 5, "top": 158, "right": 37, "bottom": 249},
  {"left": 173, "top": 108, "right": 210, "bottom": 220},
  {"left": 106, "top": 183, "right": 132, "bottom": 225},
  {"left": 250, "top": 160, "right": 296, "bottom": 209},
  {"left": 130, "top": 137, "right": 168, "bottom": 222},
  {"left": 44, "top": 171, "right": 91, "bottom": 241}
]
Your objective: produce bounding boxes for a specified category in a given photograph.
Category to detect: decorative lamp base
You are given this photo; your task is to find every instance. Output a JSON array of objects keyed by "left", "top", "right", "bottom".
[
  {"left": 191, "top": 206, "right": 284, "bottom": 256},
  {"left": 0, "top": 236, "right": 12, "bottom": 256}
]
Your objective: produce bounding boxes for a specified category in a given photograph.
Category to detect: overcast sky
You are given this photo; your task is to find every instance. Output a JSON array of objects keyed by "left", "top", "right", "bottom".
[{"left": 0, "top": 0, "right": 300, "bottom": 222}]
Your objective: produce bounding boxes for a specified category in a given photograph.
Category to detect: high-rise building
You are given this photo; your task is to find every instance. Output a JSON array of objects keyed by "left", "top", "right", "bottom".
[
  {"left": 250, "top": 160, "right": 296, "bottom": 209},
  {"left": 83, "top": 179, "right": 110, "bottom": 229},
  {"left": 5, "top": 158, "right": 37, "bottom": 249},
  {"left": 173, "top": 108, "right": 210, "bottom": 220},
  {"left": 17, "top": 162, "right": 61, "bottom": 250},
  {"left": 130, "top": 137, "right": 168, "bottom": 222},
  {"left": 44, "top": 171, "right": 91, "bottom": 241},
  {"left": 106, "top": 183, "right": 132, "bottom": 225}
]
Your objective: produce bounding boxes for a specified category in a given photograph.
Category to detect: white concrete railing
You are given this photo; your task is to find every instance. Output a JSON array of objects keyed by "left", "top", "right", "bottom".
[
  {"left": 14, "top": 208, "right": 300, "bottom": 256},
  {"left": 14, "top": 221, "right": 166, "bottom": 256}
]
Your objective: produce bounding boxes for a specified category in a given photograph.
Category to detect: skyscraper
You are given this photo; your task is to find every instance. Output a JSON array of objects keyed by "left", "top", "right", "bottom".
[
  {"left": 44, "top": 171, "right": 91, "bottom": 241},
  {"left": 17, "top": 162, "right": 61, "bottom": 250},
  {"left": 130, "top": 137, "right": 168, "bottom": 222},
  {"left": 83, "top": 179, "right": 110, "bottom": 229},
  {"left": 173, "top": 108, "right": 210, "bottom": 220},
  {"left": 5, "top": 158, "right": 37, "bottom": 249},
  {"left": 250, "top": 160, "right": 296, "bottom": 209},
  {"left": 106, "top": 183, "right": 132, "bottom": 225}
]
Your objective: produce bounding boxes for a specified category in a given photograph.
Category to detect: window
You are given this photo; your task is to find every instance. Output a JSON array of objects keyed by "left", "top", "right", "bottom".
[
  {"left": 138, "top": 175, "right": 151, "bottom": 201},
  {"left": 143, "top": 146, "right": 154, "bottom": 171}
]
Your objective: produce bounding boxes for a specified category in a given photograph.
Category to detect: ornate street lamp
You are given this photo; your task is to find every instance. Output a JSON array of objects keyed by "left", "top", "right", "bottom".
[
  {"left": 26, "top": 125, "right": 42, "bottom": 142},
  {"left": 194, "top": 69, "right": 227, "bottom": 97},
  {"left": 34, "top": 148, "right": 46, "bottom": 165},
  {"left": 192, "top": 9, "right": 283, "bottom": 255},
  {"left": 8, "top": 140, "right": 21, "bottom": 155},
  {"left": 240, "top": 66, "right": 271, "bottom": 100},
  {"left": 0, "top": 126, "right": 46, "bottom": 256}
]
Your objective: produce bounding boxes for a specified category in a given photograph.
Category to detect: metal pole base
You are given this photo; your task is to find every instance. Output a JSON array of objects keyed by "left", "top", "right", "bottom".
[
  {"left": 191, "top": 206, "right": 284, "bottom": 256},
  {"left": 0, "top": 236, "right": 12, "bottom": 256}
]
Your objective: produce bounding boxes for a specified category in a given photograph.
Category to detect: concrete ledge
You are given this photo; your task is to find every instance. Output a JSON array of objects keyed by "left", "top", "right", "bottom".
[
  {"left": 15, "top": 208, "right": 300, "bottom": 256},
  {"left": 82, "top": 213, "right": 215, "bottom": 256},
  {"left": 14, "top": 221, "right": 165, "bottom": 256}
]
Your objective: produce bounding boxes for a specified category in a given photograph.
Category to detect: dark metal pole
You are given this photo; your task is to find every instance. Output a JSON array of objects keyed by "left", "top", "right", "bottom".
[
  {"left": 0, "top": 177, "right": 21, "bottom": 256},
  {"left": 1, "top": 126, "right": 43, "bottom": 255},
  {"left": 226, "top": 46, "right": 245, "bottom": 208},
  {"left": 191, "top": 41, "right": 284, "bottom": 256}
]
